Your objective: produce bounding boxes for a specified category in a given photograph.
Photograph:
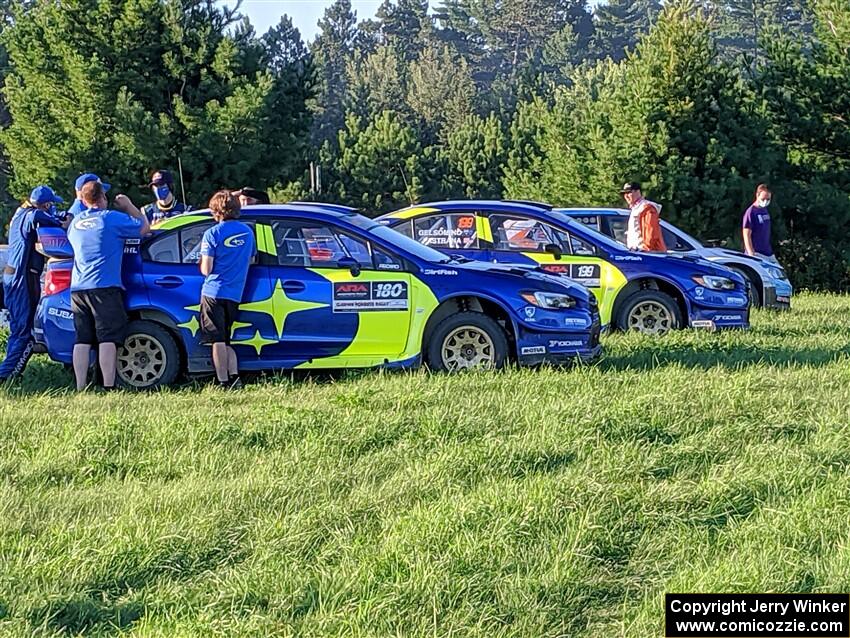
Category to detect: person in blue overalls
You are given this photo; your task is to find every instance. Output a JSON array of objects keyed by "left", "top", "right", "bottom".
[
  {"left": 0, "top": 186, "right": 69, "bottom": 381},
  {"left": 142, "top": 169, "right": 190, "bottom": 224},
  {"left": 66, "top": 173, "right": 111, "bottom": 218}
]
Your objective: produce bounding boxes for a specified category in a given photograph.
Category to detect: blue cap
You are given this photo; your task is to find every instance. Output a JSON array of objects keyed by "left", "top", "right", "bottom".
[
  {"left": 30, "top": 185, "right": 64, "bottom": 206},
  {"left": 75, "top": 173, "right": 111, "bottom": 192}
]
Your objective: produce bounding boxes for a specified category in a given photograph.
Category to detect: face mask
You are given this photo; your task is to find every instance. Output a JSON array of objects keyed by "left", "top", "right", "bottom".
[
  {"left": 758, "top": 199, "right": 771, "bottom": 208},
  {"left": 155, "top": 185, "right": 171, "bottom": 201}
]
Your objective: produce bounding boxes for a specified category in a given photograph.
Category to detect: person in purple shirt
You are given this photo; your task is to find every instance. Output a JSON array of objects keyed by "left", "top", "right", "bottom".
[{"left": 742, "top": 184, "right": 777, "bottom": 264}]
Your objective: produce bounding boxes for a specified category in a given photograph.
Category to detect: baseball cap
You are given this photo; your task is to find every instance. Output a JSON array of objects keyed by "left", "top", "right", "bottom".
[
  {"left": 619, "top": 182, "right": 642, "bottom": 194},
  {"left": 75, "top": 173, "right": 111, "bottom": 192},
  {"left": 147, "top": 170, "right": 174, "bottom": 188},
  {"left": 30, "top": 185, "right": 64, "bottom": 206},
  {"left": 233, "top": 187, "right": 270, "bottom": 204}
]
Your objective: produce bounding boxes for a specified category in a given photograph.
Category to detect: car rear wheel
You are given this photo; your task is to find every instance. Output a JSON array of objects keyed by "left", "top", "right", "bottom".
[
  {"left": 616, "top": 290, "right": 681, "bottom": 336},
  {"left": 117, "top": 320, "right": 181, "bottom": 389},
  {"left": 426, "top": 312, "right": 509, "bottom": 371}
]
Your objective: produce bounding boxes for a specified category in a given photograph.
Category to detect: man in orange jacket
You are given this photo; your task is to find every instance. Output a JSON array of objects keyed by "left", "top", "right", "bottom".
[{"left": 620, "top": 182, "right": 667, "bottom": 252}]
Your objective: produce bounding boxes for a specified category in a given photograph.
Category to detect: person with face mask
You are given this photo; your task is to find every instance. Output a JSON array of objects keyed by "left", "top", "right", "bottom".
[
  {"left": 142, "top": 170, "right": 190, "bottom": 224},
  {"left": 0, "top": 186, "right": 69, "bottom": 381},
  {"left": 743, "top": 184, "right": 778, "bottom": 264}
]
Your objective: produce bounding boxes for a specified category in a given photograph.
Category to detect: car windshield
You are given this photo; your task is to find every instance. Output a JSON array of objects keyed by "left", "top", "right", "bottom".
[
  {"left": 546, "top": 210, "right": 625, "bottom": 252},
  {"left": 347, "top": 215, "right": 454, "bottom": 263}
]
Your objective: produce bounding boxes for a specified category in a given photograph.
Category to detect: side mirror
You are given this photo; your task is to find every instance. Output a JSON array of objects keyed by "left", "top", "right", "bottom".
[
  {"left": 337, "top": 256, "right": 361, "bottom": 277},
  {"left": 544, "top": 243, "right": 563, "bottom": 260}
]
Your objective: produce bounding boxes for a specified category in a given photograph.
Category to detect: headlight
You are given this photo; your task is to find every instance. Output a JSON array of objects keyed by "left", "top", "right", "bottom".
[
  {"left": 692, "top": 275, "right": 736, "bottom": 290},
  {"left": 766, "top": 267, "right": 786, "bottom": 280},
  {"left": 521, "top": 291, "right": 577, "bottom": 309}
]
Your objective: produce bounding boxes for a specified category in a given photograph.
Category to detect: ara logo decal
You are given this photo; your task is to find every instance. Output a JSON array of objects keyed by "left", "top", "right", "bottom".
[{"left": 224, "top": 233, "right": 249, "bottom": 248}]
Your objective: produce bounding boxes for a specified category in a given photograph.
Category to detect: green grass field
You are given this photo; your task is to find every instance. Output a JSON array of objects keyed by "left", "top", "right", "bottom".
[{"left": 2, "top": 292, "right": 850, "bottom": 637}]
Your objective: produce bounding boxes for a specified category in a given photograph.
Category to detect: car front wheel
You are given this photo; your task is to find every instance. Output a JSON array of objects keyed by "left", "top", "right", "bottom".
[
  {"left": 426, "top": 311, "right": 509, "bottom": 371},
  {"left": 615, "top": 290, "right": 682, "bottom": 336},
  {"left": 117, "top": 320, "right": 182, "bottom": 389}
]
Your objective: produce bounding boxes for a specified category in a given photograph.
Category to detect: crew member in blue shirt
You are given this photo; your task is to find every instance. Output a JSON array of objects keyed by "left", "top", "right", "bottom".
[
  {"left": 67, "top": 173, "right": 111, "bottom": 218},
  {"left": 199, "top": 190, "right": 256, "bottom": 389},
  {"left": 67, "top": 180, "right": 150, "bottom": 391},
  {"left": 143, "top": 169, "right": 189, "bottom": 224},
  {"left": 0, "top": 186, "right": 68, "bottom": 381}
]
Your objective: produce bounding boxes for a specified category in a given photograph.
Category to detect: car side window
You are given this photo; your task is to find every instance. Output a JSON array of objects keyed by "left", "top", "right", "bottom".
[
  {"left": 605, "top": 217, "right": 628, "bottom": 246},
  {"left": 566, "top": 232, "right": 597, "bottom": 256},
  {"left": 489, "top": 214, "right": 566, "bottom": 253},
  {"left": 574, "top": 215, "right": 600, "bottom": 232},
  {"left": 662, "top": 227, "right": 693, "bottom": 252},
  {"left": 271, "top": 220, "right": 397, "bottom": 270},
  {"left": 412, "top": 213, "right": 478, "bottom": 250},
  {"left": 179, "top": 222, "right": 215, "bottom": 264},
  {"left": 144, "top": 232, "right": 180, "bottom": 263}
]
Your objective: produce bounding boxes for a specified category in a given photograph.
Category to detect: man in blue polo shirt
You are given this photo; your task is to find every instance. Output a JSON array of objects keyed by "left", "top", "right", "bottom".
[
  {"left": 67, "top": 180, "right": 150, "bottom": 391},
  {"left": 0, "top": 186, "right": 68, "bottom": 381},
  {"left": 67, "top": 173, "right": 111, "bottom": 218},
  {"left": 199, "top": 190, "right": 255, "bottom": 389}
]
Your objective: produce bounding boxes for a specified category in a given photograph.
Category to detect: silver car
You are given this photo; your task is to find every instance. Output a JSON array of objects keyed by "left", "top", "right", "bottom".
[{"left": 560, "top": 208, "right": 793, "bottom": 309}]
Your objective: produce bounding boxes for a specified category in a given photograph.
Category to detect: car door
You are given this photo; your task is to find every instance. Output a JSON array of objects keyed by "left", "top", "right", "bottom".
[
  {"left": 263, "top": 217, "right": 414, "bottom": 367},
  {"left": 486, "top": 212, "right": 617, "bottom": 320},
  {"left": 141, "top": 219, "right": 276, "bottom": 370},
  {"left": 391, "top": 211, "right": 490, "bottom": 261}
]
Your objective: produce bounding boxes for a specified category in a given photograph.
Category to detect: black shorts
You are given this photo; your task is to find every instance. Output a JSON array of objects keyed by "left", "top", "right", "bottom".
[
  {"left": 199, "top": 296, "right": 239, "bottom": 344},
  {"left": 71, "top": 287, "right": 128, "bottom": 345}
]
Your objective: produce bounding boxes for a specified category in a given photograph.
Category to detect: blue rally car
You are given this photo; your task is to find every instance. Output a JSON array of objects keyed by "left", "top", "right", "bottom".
[
  {"left": 377, "top": 200, "right": 751, "bottom": 335},
  {"left": 560, "top": 207, "right": 793, "bottom": 309},
  {"left": 33, "top": 203, "right": 602, "bottom": 388}
]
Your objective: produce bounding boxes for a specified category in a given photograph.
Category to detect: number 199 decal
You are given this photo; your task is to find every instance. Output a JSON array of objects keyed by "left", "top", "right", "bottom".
[{"left": 333, "top": 281, "right": 409, "bottom": 312}]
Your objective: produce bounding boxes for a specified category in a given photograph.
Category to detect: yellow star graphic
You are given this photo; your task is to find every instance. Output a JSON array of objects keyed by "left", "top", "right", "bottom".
[
  {"left": 178, "top": 315, "right": 200, "bottom": 337},
  {"left": 231, "top": 321, "right": 252, "bottom": 336},
  {"left": 239, "top": 279, "right": 327, "bottom": 337},
  {"left": 232, "top": 330, "right": 279, "bottom": 355}
]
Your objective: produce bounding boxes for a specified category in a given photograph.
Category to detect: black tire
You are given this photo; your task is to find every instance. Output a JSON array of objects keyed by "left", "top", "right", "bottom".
[
  {"left": 425, "top": 311, "right": 509, "bottom": 371},
  {"left": 615, "top": 289, "right": 682, "bottom": 335},
  {"left": 116, "top": 320, "right": 181, "bottom": 389},
  {"left": 730, "top": 267, "right": 761, "bottom": 308}
]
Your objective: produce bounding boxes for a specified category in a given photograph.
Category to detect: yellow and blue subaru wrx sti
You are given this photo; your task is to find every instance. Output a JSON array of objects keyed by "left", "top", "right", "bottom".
[
  {"left": 33, "top": 203, "right": 602, "bottom": 388},
  {"left": 378, "top": 200, "right": 751, "bottom": 335}
]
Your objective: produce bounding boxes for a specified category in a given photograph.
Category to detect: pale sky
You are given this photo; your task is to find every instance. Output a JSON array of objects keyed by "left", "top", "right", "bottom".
[
  {"left": 240, "top": 0, "right": 383, "bottom": 41},
  {"left": 241, "top": 0, "right": 602, "bottom": 42}
]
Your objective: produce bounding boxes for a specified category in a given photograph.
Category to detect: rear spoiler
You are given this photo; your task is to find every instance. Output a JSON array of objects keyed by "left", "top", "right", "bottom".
[{"left": 36, "top": 227, "right": 73, "bottom": 259}]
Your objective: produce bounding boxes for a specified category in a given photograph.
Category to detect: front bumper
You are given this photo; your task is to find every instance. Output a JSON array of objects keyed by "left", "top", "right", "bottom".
[
  {"left": 763, "top": 283, "right": 792, "bottom": 310},
  {"left": 515, "top": 318, "right": 603, "bottom": 365},
  {"left": 689, "top": 307, "right": 750, "bottom": 330}
]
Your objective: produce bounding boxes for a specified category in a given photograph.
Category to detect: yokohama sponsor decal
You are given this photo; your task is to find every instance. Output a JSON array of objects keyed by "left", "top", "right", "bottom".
[{"left": 333, "top": 281, "right": 409, "bottom": 312}]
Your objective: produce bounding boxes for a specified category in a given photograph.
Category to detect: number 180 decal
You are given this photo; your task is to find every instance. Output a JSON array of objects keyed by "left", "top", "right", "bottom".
[{"left": 333, "top": 281, "right": 409, "bottom": 312}]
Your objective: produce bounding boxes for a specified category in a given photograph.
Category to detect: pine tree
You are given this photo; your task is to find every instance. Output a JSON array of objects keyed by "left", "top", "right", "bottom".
[
  {"left": 0, "top": 0, "right": 312, "bottom": 205},
  {"left": 375, "top": 0, "right": 431, "bottom": 63},
  {"left": 592, "top": 0, "right": 663, "bottom": 61},
  {"left": 311, "top": 0, "right": 358, "bottom": 148},
  {"left": 440, "top": 113, "right": 508, "bottom": 199}
]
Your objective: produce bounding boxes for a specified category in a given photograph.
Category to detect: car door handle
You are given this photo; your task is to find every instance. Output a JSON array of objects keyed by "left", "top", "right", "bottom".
[
  {"left": 282, "top": 280, "right": 305, "bottom": 293},
  {"left": 154, "top": 276, "right": 184, "bottom": 288}
]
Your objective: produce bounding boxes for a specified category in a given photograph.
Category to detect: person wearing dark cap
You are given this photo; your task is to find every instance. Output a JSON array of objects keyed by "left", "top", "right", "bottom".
[
  {"left": 0, "top": 186, "right": 69, "bottom": 381},
  {"left": 67, "top": 173, "right": 111, "bottom": 218},
  {"left": 143, "top": 170, "right": 190, "bottom": 224},
  {"left": 620, "top": 182, "right": 666, "bottom": 253},
  {"left": 233, "top": 187, "right": 270, "bottom": 207}
]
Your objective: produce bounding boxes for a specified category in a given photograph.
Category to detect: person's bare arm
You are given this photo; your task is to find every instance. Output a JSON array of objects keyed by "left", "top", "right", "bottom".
[
  {"left": 742, "top": 228, "right": 754, "bottom": 256},
  {"left": 113, "top": 194, "right": 151, "bottom": 236},
  {"left": 200, "top": 255, "right": 214, "bottom": 276}
]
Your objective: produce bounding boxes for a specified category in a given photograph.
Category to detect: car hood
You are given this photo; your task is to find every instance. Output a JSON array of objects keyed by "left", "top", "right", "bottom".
[
  {"left": 691, "top": 246, "right": 783, "bottom": 269},
  {"left": 450, "top": 260, "right": 592, "bottom": 302},
  {"left": 622, "top": 250, "right": 745, "bottom": 282}
]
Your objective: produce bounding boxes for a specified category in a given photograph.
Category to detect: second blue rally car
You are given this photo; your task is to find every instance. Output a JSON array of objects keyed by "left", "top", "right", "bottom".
[
  {"left": 378, "top": 200, "right": 751, "bottom": 334},
  {"left": 33, "top": 203, "right": 602, "bottom": 388}
]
